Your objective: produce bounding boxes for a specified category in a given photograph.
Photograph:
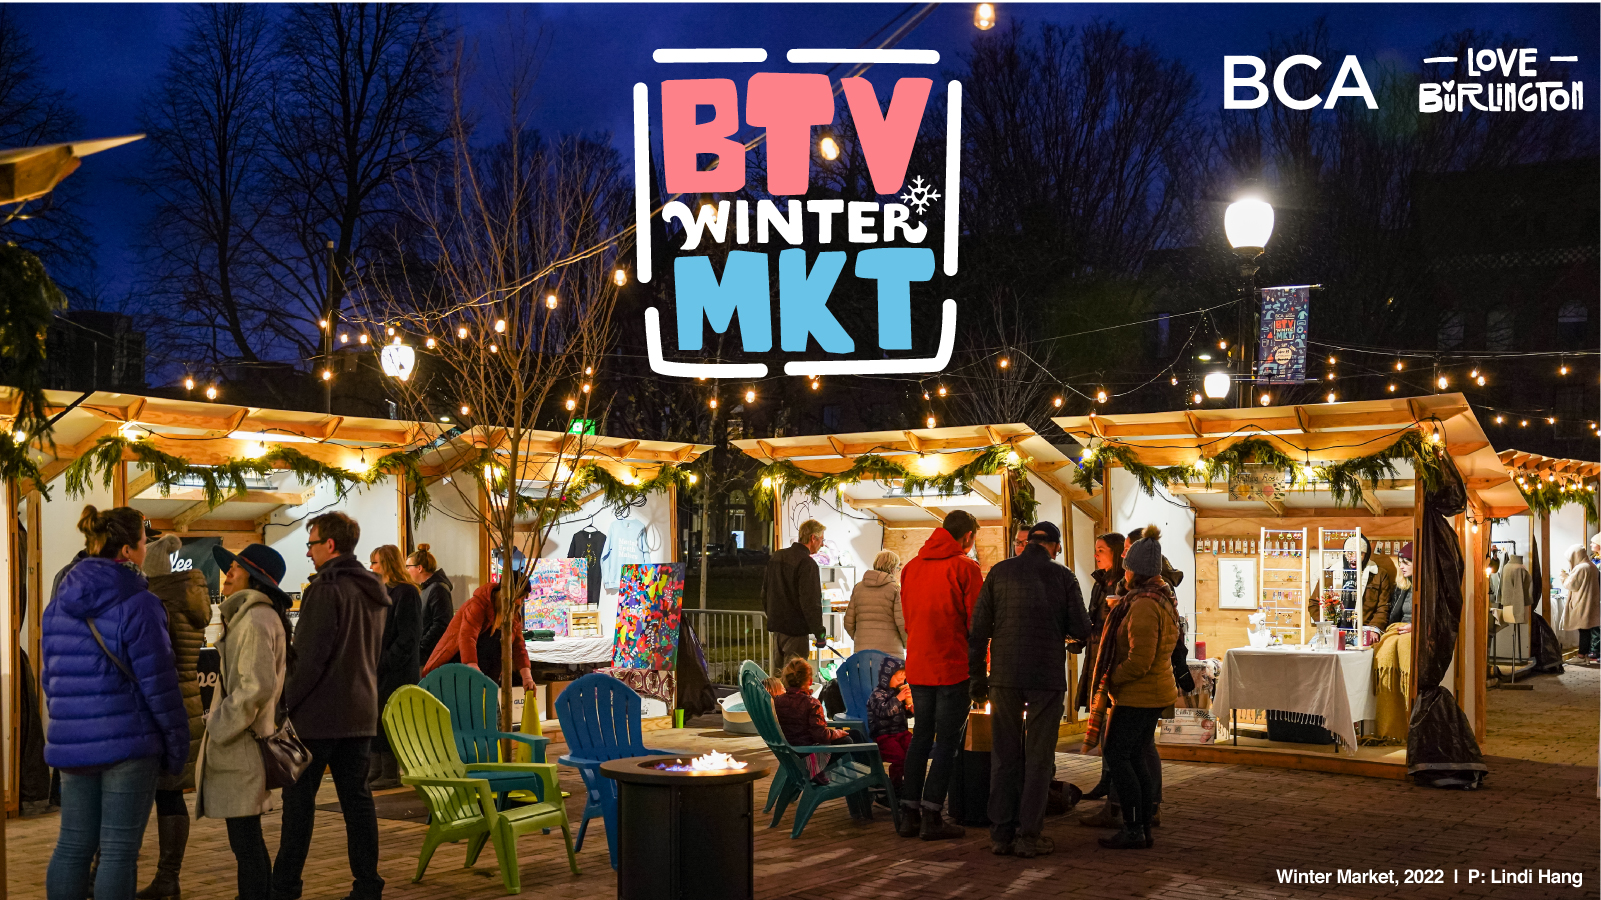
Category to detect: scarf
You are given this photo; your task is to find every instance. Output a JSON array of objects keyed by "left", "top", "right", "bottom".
[{"left": 1082, "top": 578, "right": 1175, "bottom": 752}]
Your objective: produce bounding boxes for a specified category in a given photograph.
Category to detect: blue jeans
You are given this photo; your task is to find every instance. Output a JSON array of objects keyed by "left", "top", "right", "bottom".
[
  {"left": 901, "top": 680, "right": 970, "bottom": 811},
  {"left": 47, "top": 755, "right": 160, "bottom": 900}
]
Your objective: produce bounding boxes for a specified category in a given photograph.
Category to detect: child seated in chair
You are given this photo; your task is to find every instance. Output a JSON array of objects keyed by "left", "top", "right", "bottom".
[
  {"left": 866, "top": 658, "right": 914, "bottom": 789},
  {"left": 772, "top": 657, "right": 853, "bottom": 781}
]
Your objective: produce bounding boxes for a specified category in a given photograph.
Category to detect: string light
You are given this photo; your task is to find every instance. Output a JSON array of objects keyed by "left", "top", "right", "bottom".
[
  {"left": 1328, "top": 355, "right": 1337, "bottom": 364},
  {"left": 1170, "top": 376, "right": 1178, "bottom": 385},
  {"left": 974, "top": 2, "right": 995, "bottom": 29},
  {"left": 1219, "top": 339, "right": 1228, "bottom": 350},
  {"left": 1494, "top": 415, "right": 1504, "bottom": 424},
  {"left": 937, "top": 385, "right": 947, "bottom": 397},
  {"left": 183, "top": 376, "right": 195, "bottom": 391},
  {"left": 319, "top": 319, "right": 328, "bottom": 329},
  {"left": 1326, "top": 372, "right": 1335, "bottom": 381},
  {"left": 1475, "top": 374, "right": 1486, "bottom": 386},
  {"left": 425, "top": 337, "right": 436, "bottom": 349},
  {"left": 1560, "top": 361, "right": 1569, "bottom": 375},
  {"left": 1387, "top": 383, "right": 1397, "bottom": 392},
  {"left": 457, "top": 326, "right": 469, "bottom": 338},
  {"left": 818, "top": 135, "right": 841, "bottom": 160},
  {"left": 1095, "top": 389, "right": 1107, "bottom": 404},
  {"left": 1259, "top": 393, "right": 1271, "bottom": 406},
  {"left": 1436, "top": 375, "right": 1448, "bottom": 389},
  {"left": 205, "top": 385, "right": 218, "bottom": 400},
  {"left": 1519, "top": 419, "right": 1528, "bottom": 427},
  {"left": 1469, "top": 367, "right": 1478, "bottom": 378},
  {"left": 582, "top": 382, "right": 591, "bottom": 393},
  {"left": 321, "top": 370, "right": 332, "bottom": 381},
  {"left": 460, "top": 405, "right": 470, "bottom": 415},
  {"left": 1547, "top": 416, "right": 1556, "bottom": 424},
  {"left": 12, "top": 430, "right": 25, "bottom": 443},
  {"left": 585, "top": 366, "right": 593, "bottom": 375},
  {"left": 998, "top": 357, "right": 1010, "bottom": 369},
  {"left": 744, "top": 389, "right": 755, "bottom": 403},
  {"left": 1395, "top": 360, "right": 1404, "bottom": 371},
  {"left": 926, "top": 415, "right": 936, "bottom": 428},
  {"left": 1053, "top": 396, "right": 1063, "bottom": 408},
  {"left": 613, "top": 268, "right": 628, "bottom": 286},
  {"left": 709, "top": 397, "right": 718, "bottom": 409},
  {"left": 545, "top": 294, "right": 558, "bottom": 310},
  {"left": 1326, "top": 391, "right": 1336, "bottom": 403},
  {"left": 494, "top": 319, "right": 506, "bottom": 333},
  {"left": 339, "top": 333, "right": 349, "bottom": 344},
  {"left": 688, "top": 473, "right": 699, "bottom": 485},
  {"left": 810, "top": 379, "right": 820, "bottom": 391},
  {"left": 488, "top": 343, "right": 498, "bottom": 353},
  {"left": 386, "top": 326, "right": 395, "bottom": 337},
  {"left": 1191, "top": 392, "right": 1203, "bottom": 404},
  {"left": 358, "top": 333, "right": 368, "bottom": 345},
  {"left": 565, "top": 398, "right": 576, "bottom": 411},
  {"left": 923, "top": 391, "right": 930, "bottom": 400}
]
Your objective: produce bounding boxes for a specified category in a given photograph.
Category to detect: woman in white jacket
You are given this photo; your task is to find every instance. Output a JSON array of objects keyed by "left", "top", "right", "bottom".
[
  {"left": 1560, "top": 544, "right": 1599, "bottom": 663},
  {"left": 845, "top": 550, "right": 906, "bottom": 656},
  {"left": 195, "top": 545, "right": 291, "bottom": 900}
]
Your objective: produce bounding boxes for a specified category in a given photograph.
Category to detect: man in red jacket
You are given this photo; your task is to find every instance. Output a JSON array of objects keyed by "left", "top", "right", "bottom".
[{"left": 895, "top": 509, "right": 983, "bottom": 841}]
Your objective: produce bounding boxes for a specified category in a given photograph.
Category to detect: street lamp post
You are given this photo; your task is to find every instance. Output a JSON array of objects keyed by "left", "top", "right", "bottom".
[{"left": 1224, "top": 197, "right": 1274, "bottom": 408}]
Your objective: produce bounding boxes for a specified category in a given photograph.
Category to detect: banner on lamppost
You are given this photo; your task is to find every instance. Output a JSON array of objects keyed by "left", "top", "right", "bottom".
[{"left": 1256, "top": 285, "right": 1311, "bottom": 383}]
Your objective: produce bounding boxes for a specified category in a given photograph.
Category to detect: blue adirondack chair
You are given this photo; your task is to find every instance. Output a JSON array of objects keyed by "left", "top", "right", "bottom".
[
  {"left": 419, "top": 664, "right": 551, "bottom": 806},
  {"left": 832, "top": 649, "right": 890, "bottom": 729},
  {"left": 554, "top": 672, "right": 674, "bottom": 870},
  {"left": 738, "top": 663, "right": 899, "bottom": 838}
]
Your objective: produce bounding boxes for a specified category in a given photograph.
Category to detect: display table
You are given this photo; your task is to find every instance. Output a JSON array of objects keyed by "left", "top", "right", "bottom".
[
  {"left": 524, "top": 635, "right": 613, "bottom": 665},
  {"left": 1212, "top": 645, "right": 1375, "bottom": 754}
]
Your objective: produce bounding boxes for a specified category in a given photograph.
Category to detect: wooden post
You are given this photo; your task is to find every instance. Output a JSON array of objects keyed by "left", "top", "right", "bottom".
[
  {"left": 395, "top": 470, "right": 411, "bottom": 554},
  {"left": 4, "top": 481, "right": 19, "bottom": 877},
  {"left": 111, "top": 458, "right": 127, "bottom": 507},
  {"left": 1409, "top": 479, "right": 1425, "bottom": 703},
  {"left": 1453, "top": 512, "right": 1468, "bottom": 711},
  {"left": 1538, "top": 511, "right": 1552, "bottom": 620},
  {"left": 1059, "top": 480, "right": 1075, "bottom": 570},
  {"left": 999, "top": 468, "right": 1013, "bottom": 535},
  {"left": 667, "top": 481, "right": 679, "bottom": 564},
  {"left": 1100, "top": 462, "right": 1116, "bottom": 537},
  {"left": 1469, "top": 502, "right": 1489, "bottom": 741}
]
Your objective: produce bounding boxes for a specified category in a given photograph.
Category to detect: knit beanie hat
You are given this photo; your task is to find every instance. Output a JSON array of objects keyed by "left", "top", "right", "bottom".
[{"left": 1123, "top": 524, "right": 1164, "bottom": 578}]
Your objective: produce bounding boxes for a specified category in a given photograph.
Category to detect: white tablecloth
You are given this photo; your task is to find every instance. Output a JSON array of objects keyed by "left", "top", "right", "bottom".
[
  {"left": 1212, "top": 646, "right": 1375, "bottom": 754},
  {"left": 525, "top": 636, "right": 613, "bottom": 665}
]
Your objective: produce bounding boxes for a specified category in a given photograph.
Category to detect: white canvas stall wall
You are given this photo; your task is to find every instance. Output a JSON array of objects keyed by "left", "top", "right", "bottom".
[
  {"left": 1107, "top": 468, "right": 1198, "bottom": 653},
  {"left": 780, "top": 492, "right": 884, "bottom": 578},
  {"left": 1024, "top": 471, "right": 1090, "bottom": 597},
  {"left": 39, "top": 479, "right": 114, "bottom": 611},
  {"left": 411, "top": 480, "right": 482, "bottom": 609},
  {"left": 1071, "top": 503, "right": 1097, "bottom": 598},
  {"left": 264, "top": 477, "right": 401, "bottom": 593},
  {"left": 1, "top": 489, "right": 13, "bottom": 804},
  {"left": 539, "top": 491, "right": 676, "bottom": 635}
]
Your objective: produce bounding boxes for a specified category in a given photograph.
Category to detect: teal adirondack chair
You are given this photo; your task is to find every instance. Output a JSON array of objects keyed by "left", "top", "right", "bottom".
[
  {"left": 738, "top": 662, "right": 900, "bottom": 838},
  {"left": 419, "top": 664, "right": 551, "bottom": 806},
  {"left": 740, "top": 661, "right": 792, "bottom": 813},
  {"left": 382, "top": 686, "right": 577, "bottom": 894}
]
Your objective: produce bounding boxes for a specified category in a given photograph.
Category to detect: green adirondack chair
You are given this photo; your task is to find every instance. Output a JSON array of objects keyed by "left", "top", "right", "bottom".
[
  {"left": 738, "top": 662, "right": 900, "bottom": 838},
  {"left": 382, "top": 685, "right": 578, "bottom": 894},
  {"left": 740, "top": 660, "right": 793, "bottom": 815}
]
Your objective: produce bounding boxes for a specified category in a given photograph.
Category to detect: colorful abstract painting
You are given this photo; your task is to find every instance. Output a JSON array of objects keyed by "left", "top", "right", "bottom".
[
  {"left": 524, "top": 558, "right": 588, "bottom": 637},
  {"left": 613, "top": 562, "right": 684, "bottom": 669}
]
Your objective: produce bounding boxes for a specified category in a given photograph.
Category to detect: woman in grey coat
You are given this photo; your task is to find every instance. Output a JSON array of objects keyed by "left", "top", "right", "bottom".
[
  {"left": 196, "top": 545, "right": 291, "bottom": 900},
  {"left": 845, "top": 550, "right": 906, "bottom": 656}
]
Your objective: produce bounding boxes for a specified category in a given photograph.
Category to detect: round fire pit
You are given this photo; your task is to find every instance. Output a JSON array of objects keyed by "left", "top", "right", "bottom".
[{"left": 600, "top": 754, "right": 770, "bottom": 900}]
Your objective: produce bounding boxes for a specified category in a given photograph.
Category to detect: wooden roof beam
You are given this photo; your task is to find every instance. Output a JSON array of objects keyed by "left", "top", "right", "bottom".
[
  {"left": 827, "top": 436, "right": 850, "bottom": 457},
  {"left": 1361, "top": 489, "right": 1386, "bottom": 517},
  {"left": 171, "top": 501, "right": 211, "bottom": 532},
  {"left": 903, "top": 431, "right": 924, "bottom": 453}
]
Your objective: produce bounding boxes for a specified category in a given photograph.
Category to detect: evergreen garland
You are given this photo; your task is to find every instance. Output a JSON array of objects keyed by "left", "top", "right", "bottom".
[
  {"left": 1318, "top": 430, "right": 1441, "bottom": 508},
  {"left": 751, "top": 443, "right": 1040, "bottom": 529},
  {"left": 62, "top": 435, "right": 433, "bottom": 523},
  {"left": 1512, "top": 474, "right": 1599, "bottom": 526}
]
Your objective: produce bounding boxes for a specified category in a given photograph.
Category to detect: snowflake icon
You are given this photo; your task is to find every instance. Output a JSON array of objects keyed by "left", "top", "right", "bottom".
[{"left": 899, "top": 176, "right": 941, "bottom": 215}]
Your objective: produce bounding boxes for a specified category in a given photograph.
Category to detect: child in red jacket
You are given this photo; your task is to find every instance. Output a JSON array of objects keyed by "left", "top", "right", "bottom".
[{"left": 772, "top": 658, "right": 851, "bottom": 780}]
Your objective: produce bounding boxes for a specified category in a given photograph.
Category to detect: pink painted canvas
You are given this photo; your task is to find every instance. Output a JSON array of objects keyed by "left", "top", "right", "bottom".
[
  {"left": 612, "top": 562, "right": 684, "bottom": 669},
  {"left": 524, "top": 557, "right": 588, "bottom": 637}
]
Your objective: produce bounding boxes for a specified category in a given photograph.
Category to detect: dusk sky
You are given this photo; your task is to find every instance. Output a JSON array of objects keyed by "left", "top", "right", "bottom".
[{"left": 10, "top": 2, "right": 1598, "bottom": 304}]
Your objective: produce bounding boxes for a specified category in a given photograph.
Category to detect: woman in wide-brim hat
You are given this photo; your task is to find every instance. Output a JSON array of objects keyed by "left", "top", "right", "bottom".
[{"left": 195, "top": 544, "right": 294, "bottom": 900}]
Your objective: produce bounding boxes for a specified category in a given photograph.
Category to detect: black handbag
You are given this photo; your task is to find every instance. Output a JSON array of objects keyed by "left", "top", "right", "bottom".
[{"left": 256, "top": 707, "right": 311, "bottom": 790}]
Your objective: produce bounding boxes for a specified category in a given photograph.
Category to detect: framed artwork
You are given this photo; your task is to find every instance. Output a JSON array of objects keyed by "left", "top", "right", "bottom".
[
  {"left": 525, "top": 557, "right": 588, "bottom": 637},
  {"left": 1217, "top": 557, "right": 1258, "bottom": 610},
  {"left": 613, "top": 562, "right": 684, "bottom": 669}
]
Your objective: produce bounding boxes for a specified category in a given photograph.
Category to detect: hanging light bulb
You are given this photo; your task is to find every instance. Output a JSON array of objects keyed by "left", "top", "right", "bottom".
[
  {"left": 1436, "top": 375, "right": 1449, "bottom": 389},
  {"left": 1476, "top": 374, "right": 1486, "bottom": 386},
  {"left": 565, "top": 398, "right": 576, "bottom": 411},
  {"left": 358, "top": 333, "right": 369, "bottom": 345},
  {"left": 386, "top": 326, "right": 396, "bottom": 336},
  {"left": 319, "top": 319, "right": 329, "bottom": 330},
  {"left": 582, "top": 382, "right": 591, "bottom": 393},
  {"left": 12, "top": 429, "right": 25, "bottom": 443},
  {"left": 489, "top": 343, "right": 498, "bottom": 353},
  {"left": 1095, "top": 389, "right": 1108, "bottom": 404},
  {"left": 923, "top": 392, "right": 930, "bottom": 400},
  {"left": 817, "top": 135, "right": 840, "bottom": 161},
  {"left": 1494, "top": 415, "right": 1504, "bottom": 424},
  {"left": 709, "top": 397, "right": 718, "bottom": 409},
  {"left": 1468, "top": 367, "right": 1478, "bottom": 378},
  {"left": 937, "top": 385, "right": 947, "bottom": 397},
  {"left": 1202, "top": 372, "right": 1230, "bottom": 399},
  {"left": 926, "top": 415, "right": 936, "bottom": 428},
  {"left": 998, "top": 357, "right": 1010, "bottom": 369},
  {"left": 1053, "top": 396, "right": 1063, "bottom": 408},
  {"left": 1326, "top": 372, "right": 1335, "bottom": 381},
  {"left": 974, "top": 2, "right": 995, "bottom": 30},
  {"left": 494, "top": 319, "right": 506, "bottom": 333},
  {"left": 205, "top": 385, "right": 219, "bottom": 400},
  {"left": 1191, "top": 392, "right": 1203, "bottom": 404},
  {"left": 1219, "top": 339, "right": 1229, "bottom": 350},
  {"left": 1560, "top": 362, "right": 1569, "bottom": 375},
  {"left": 613, "top": 268, "right": 628, "bottom": 286},
  {"left": 1387, "top": 383, "right": 1397, "bottom": 392},
  {"left": 457, "top": 326, "right": 469, "bottom": 338},
  {"left": 460, "top": 405, "right": 470, "bottom": 415},
  {"left": 1547, "top": 416, "right": 1557, "bottom": 424},
  {"left": 1395, "top": 360, "right": 1404, "bottom": 371},
  {"left": 1170, "top": 376, "right": 1178, "bottom": 385},
  {"left": 1259, "top": 393, "right": 1271, "bottom": 406},
  {"left": 688, "top": 473, "right": 699, "bottom": 485},
  {"left": 744, "top": 389, "right": 755, "bottom": 403},
  {"left": 1519, "top": 419, "right": 1528, "bottom": 427},
  {"left": 339, "top": 333, "right": 349, "bottom": 344},
  {"left": 585, "top": 366, "right": 593, "bottom": 376},
  {"left": 321, "top": 370, "right": 332, "bottom": 381},
  {"left": 1325, "top": 391, "right": 1337, "bottom": 403},
  {"left": 545, "top": 294, "right": 558, "bottom": 310},
  {"left": 1328, "top": 355, "right": 1337, "bottom": 365},
  {"left": 425, "top": 337, "right": 436, "bottom": 349},
  {"left": 184, "top": 376, "right": 195, "bottom": 391},
  {"left": 810, "top": 379, "right": 820, "bottom": 391}
]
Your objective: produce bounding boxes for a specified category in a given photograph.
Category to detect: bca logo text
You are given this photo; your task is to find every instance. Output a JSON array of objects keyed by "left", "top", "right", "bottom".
[
  {"left": 1223, "top": 55, "right": 1377, "bottom": 110},
  {"left": 634, "top": 52, "right": 961, "bottom": 380}
]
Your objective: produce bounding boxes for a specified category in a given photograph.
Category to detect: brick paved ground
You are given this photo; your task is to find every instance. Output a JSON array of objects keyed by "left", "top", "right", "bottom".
[{"left": 8, "top": 672, "right": 1596, "bottom": 900}]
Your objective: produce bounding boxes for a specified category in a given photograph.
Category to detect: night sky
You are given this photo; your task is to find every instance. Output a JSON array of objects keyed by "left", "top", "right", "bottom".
[{"left": 11, "top": 2, "right": 1598, "bottom": 305}]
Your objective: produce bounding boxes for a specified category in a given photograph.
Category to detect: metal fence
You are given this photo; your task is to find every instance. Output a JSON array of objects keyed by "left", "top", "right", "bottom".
[{"left": 682, "top": 608, "right": 772, "bottom": 686}]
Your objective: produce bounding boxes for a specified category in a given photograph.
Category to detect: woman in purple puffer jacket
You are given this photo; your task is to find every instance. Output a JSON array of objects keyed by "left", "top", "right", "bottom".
[{"left": 42, "top": 506, "right": 190, "bottom": 900}]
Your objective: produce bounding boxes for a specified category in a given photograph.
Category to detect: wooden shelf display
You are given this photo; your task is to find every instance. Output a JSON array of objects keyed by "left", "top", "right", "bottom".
[
  {"left": 1316, "top": 526, "right": 1362, "bottom": 630},
  {"left": 1258, "top": 527, "right": 1309, "bottom": 645}
]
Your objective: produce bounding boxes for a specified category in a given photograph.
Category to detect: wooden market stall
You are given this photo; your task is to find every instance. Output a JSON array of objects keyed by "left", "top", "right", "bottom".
[
  {"left": 1489, "top": 450, "right": 1600, "bottom": 655},
  {"left": 1054, "top": 394, "right": 1525, "bottom": 779},
  {"left": 732, "top": 423, "right": 1099, "bottom": 729}
]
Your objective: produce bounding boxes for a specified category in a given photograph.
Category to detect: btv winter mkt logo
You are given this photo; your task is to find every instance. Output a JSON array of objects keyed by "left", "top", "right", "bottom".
[{"left": 633, "top": 47, "right": 960, "bottom": 379}]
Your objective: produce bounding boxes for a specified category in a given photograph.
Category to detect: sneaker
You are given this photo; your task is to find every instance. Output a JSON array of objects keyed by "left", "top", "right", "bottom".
[
  {"left": 1012, "top": 835, "right": 1055, "bottom": 858},
  {"left": 990, "top": 839, "right": 1015, "bottom": 856}
]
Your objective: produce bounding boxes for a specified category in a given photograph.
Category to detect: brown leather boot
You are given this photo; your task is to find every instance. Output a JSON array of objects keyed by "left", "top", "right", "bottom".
[{"left": 1078, "top": 801, "right": 1121, "bottom": 828}]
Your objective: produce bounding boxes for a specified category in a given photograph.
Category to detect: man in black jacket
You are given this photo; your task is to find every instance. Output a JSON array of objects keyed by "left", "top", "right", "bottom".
[
  {"left": 762, "top": 519, "right": 828, "bottom": 663},
  {"left": 969, "top": 521, "right": 1090, "bottom": 859},
  {"left": 273, "top": 511, "right": 391, "bottom": 900}
]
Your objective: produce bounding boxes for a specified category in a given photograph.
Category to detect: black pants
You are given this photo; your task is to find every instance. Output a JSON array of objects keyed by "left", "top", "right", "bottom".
[
  {"left": 1104, "top": 705, "right": 1165, "bottom": 830},
  {"left": 902, "top": 680, "right": 969, "bottom": 811},
  {"left": 228, "top": 815, "right": 272, "bottom": 900},
  {"left": 772, "top": 632, "right": 811, "bottom": 665},
  {"left": 987, "top": 687, "right": 1064, "bottom": 842},
  {"left": 1580, "top": 627, "right": 1599, "bottom": 658},
  {"left": 273, "top": 736, "right": 383, "bottom": 900},
  {"left": 1101, "top": 737, "right": 1162, "bottom": 805},
  {"left": 154, "top": 788, "right": 187, "bottom": 817}
]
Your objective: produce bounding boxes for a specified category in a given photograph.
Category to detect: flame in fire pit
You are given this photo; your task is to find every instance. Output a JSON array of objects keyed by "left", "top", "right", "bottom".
[{"left": 654, "top": 751, "right": 750, "bottom": 772}]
